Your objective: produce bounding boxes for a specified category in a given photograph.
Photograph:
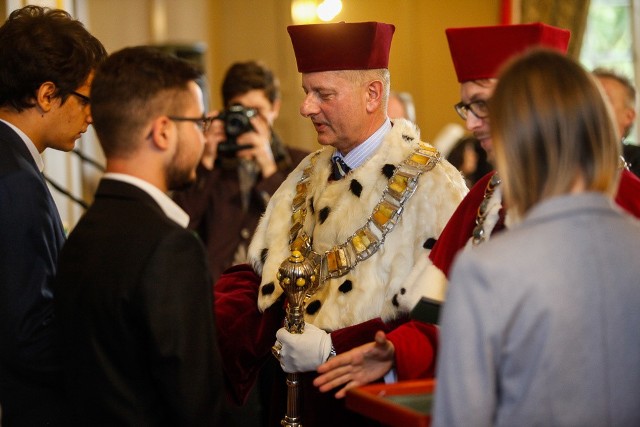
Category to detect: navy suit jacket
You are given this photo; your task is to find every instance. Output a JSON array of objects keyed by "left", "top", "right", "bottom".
[
  {"left": 0, "top": 121, "right": 65, "bottom": 426},
  {"left": 54, "top": 179, "right": 222, "bottom": 426}
]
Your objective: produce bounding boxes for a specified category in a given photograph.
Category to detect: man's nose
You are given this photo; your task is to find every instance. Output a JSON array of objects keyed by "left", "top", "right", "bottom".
[
  {"left": 465, "top": 112, "right": 483, "bottom": 131},
  {"left": 300, "top": 94, "right": 317, "bottom": 118}
]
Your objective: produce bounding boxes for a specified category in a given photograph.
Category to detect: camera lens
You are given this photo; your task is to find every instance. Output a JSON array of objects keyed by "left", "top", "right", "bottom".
[
  {"left": 216, "top": 105, "right": 258, "bottom": 157},
  {"left": 224, "top": 105, "right": 257, "bottom": 138},
  {"left": 225, "top": 114, "right": 249, "bottom": 137}
]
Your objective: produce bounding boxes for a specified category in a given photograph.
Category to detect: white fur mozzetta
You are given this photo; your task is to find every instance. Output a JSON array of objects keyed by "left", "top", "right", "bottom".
[
  {"left": 248, "top": 119, "right": 468, "bottom": 331},
  {"left": 404, "top": 178, "right": 516, "bottom": 313}
]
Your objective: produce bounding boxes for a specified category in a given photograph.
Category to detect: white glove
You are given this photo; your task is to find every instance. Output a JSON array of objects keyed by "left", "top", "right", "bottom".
[{"left": 275, "top": 323, "right": 333, "bottom": 373}]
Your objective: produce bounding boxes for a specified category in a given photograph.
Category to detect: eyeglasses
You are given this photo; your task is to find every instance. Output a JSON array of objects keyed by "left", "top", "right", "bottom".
[
  {"left": 70, "top": 90, "right": 91, "bottom": 106},
  {"left": 168, "top": 115, "right": 215, "bottom": 133},
  {"left": 454, "top": 100, "right": 489, "bottom": 120}
]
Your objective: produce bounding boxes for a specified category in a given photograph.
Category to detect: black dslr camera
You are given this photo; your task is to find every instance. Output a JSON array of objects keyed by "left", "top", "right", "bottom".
[{"left": 215, "top": 104, "right": 258, "bottom": 156}]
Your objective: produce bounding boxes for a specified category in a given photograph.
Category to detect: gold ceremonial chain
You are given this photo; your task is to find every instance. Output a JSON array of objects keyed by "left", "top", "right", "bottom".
[
  {"left": 472, "top": 155, "right": 628, "bottom": 247},
  {"left": 472, "top": 173, "right": 501, "bottom": 246},
  {"left": 620, "top": 155, "right": 630, "bottom": 171},
  {"left": 287, "top": 143, "right": 441, "bottom": 285},
  {"left": 273, "top": 142, "right": 441, "bottom": 427}
]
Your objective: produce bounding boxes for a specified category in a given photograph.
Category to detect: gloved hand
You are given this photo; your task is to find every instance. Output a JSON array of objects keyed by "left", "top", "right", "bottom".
[{"left": 275, "top": 323, "right": 333, "bottom": 373}]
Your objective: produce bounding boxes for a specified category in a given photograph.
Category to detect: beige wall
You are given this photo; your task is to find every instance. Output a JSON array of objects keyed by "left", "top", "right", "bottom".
[
  {"left": 206, "top": 0, "right": 501, "bottom": 151},
  {"left": 85, "top": 1, "right": 500, "bottom": 151},
  {"left": 1, "top": 0, "right": 499, "bottom": 227},
  {"left": 9, "top": 0, "right": 500, "bottom": 153}
]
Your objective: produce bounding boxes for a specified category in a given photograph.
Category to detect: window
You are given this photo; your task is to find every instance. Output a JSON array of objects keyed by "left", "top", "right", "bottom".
[{"left": 580, "top": 0, "right": 638, "bottom": 143}]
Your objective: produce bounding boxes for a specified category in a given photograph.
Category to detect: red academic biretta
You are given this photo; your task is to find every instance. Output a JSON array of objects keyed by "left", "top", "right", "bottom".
[
  {"left": 287, "top": 21, "right": 395, "bottom": 73},
  {"left": 446, "top": 22, "right": 571, "bottom": 82}
]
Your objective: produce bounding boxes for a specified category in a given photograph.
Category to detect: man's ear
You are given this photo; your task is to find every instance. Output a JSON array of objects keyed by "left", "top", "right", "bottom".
[
  {"left": 366, "top": 80, "right": 384, "bottom": 113},
  {"left": 149, "top": 116, "right": 174, "bottom": 151},
  {"left": 624, "top": 107, "right": 636, "bottom": 131},
  {"left": 36, "top": 82, "right": 57, "bottom": 112}
]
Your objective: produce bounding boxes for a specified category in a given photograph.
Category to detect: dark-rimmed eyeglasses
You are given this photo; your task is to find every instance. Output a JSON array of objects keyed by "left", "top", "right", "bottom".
[
  {"left": 70, "top": 91, "right": 91, "bottom": 106},
  {"left": 454, "top": 100, "right": 489, "bottom": 120},
  {"left": 168, "top": 115, "right": 215, "bottom": 133}
]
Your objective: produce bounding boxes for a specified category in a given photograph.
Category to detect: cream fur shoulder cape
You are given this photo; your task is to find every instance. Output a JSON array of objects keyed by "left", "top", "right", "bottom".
[{"left": 248, "top": 119, "right": 468, "bottom": 331}]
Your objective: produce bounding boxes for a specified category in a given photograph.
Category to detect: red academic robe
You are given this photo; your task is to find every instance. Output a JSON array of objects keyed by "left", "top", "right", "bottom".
[
  {"left": 214, "top": 264, "right": 432, "bottom": 426},
  {"left": 430, "top": 168, "right": 640, "bottom": 277}
]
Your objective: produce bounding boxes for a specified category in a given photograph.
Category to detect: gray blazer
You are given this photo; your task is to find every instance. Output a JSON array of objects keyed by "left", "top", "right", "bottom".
[{"left": 434, "top": 193, "right": 640, "bottom": 427}]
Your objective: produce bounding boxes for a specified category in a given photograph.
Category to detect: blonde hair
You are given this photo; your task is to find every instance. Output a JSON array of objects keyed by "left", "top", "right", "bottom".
[{"left": 491, "top": 49, "right": 620, "bottom": 217}]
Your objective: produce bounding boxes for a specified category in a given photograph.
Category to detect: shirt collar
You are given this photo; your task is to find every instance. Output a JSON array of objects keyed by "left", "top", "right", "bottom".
[
  {"left": 335, "top": 118, "right": 392, "bottom": 170},
  {"left": 102, "top": 173, "right": 190, "bottom": 228},
  {"left": 0, "top": 118, "right": 44, "bottom": 172}
]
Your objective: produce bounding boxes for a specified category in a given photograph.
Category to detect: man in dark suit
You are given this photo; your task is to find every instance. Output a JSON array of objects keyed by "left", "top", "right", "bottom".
[
  {"left": 54, "top": 47, "right": 223, "bottom": 425},
  {"left": 0, "top": 6, "right": 106, "bottom": 426}
]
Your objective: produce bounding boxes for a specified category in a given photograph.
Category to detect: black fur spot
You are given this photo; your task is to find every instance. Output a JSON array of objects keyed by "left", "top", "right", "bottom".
[
  {"left": 309, "top": 196, "right": 315, "bottom": 214},
  {"left": 382, "top": 164, "right": 396, "bottom": 179},
  {"left": 306, "top": 300, "right": 321, "bottom": 315},
  {"left": 349, "top": 180, "right": 362, "bottom": 198},
  {"left": 338, "top": 280, "right": 353, "bottom": 293},
  {"left": 260, "top": 248, "right": 269, "bottom": 265},
  {"left": 392, "top": 294, "right": 400, "bottom": 307},
  {"left": 319, "top": 207, "right": 330, "bottom": 224},
  {"left": 423, "top": 238, "right": 437, "bottom": 250},
  {"left": 402, "top": 134, "right": 414, "bottom": 142},
  {"left": 261, "top": 282, "right": 275, "bottom": 296},
  {"left": 400, "top": 287, "right": 406, "bottom": 295}
]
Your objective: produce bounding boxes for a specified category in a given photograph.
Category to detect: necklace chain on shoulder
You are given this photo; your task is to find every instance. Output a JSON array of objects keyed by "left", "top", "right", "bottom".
[
  {"left": 288, "top": 143, "right": 442, "bottom": 284},
  {"left": 472, "top": 173, "right": 501, "bottom": 246}
]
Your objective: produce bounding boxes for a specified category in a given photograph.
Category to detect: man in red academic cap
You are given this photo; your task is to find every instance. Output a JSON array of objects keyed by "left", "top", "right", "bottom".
[
  {"left": 431, "top": 22, "right": 640, "bottom": 279},
  {"left": 313, "top": 21, "right": 640, "bottom": 402},
  {"left": 214, "top": 21, "right": 467, "bottom": 426}
]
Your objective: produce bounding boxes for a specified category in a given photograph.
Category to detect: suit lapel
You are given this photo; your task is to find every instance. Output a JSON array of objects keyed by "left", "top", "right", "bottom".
[
  {"left": 0, "top": 121, "right": 42, "bottom": 175},
  {"left": 95, "top": 178, "right": 167, "bottom": 219},
  {"left": 0, "top": 121, "right": 66, "bottom": 243}
]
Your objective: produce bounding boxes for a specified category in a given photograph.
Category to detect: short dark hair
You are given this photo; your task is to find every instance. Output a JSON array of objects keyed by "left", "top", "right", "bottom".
[
  {"left": 221, "top": 61, "right": 280, "bottom": 107},
  {"left": 91, "top": 46, "right": 203, "bottom": 157},
  {"left": 0, "top": 5, "right": 107, "bottom": 112}
]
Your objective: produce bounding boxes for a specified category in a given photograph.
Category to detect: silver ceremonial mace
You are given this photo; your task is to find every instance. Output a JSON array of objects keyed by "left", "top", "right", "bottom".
[{"left": 273, "top": 249, "right": 319, "bottom": 427}]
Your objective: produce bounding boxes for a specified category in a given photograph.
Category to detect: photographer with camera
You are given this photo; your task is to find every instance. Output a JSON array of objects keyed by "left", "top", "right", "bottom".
[{"left": 174, "top": 61, "right": 307, "bottom": 285}]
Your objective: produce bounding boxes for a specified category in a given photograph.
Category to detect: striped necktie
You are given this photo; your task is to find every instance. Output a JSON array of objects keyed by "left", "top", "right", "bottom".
[{"left": 331, "top": 156, "right": 351, "bottom": 180}]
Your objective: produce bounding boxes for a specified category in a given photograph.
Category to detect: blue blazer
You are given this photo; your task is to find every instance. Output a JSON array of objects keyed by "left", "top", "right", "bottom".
[{"left": 0, "top": 120, "right": 65, "bottom": 425}]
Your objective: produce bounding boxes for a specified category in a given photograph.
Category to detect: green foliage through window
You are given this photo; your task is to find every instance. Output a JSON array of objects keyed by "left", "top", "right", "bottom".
[
  {"left": 580, "top": 0, "right": 635, "bottom": 79},
  {"left": 581, "top": 0, "right": 637, "bottom": 143}
]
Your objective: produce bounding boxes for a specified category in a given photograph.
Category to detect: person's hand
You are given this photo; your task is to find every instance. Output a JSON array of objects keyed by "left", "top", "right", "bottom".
[
  {"left": 313, "top": 330, "right": 395, "bottom": 399},
  {"left": 201, "top": 110, "right": 224, "bottom": 170},
  {"left": 235, "top": 113, "right": 277, "bottom": 178},
  {"left": 275, "top": 323, "right": 333, "bottom": 373}
]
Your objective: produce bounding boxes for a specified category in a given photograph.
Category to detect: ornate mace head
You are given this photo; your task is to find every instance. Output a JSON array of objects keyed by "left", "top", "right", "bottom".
[{"left": 276, "top": 250, "right": 319, "bottom": 333}]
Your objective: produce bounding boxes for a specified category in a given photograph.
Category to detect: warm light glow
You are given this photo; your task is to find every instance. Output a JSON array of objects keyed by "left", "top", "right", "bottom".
[
  {"left": 291, "top": 0, "right": 343, "bottom": 24},
  {"left": 291, "top": 0, "right": 319, "bottom": 25},
  {"left": 317, "top": 0, "right": 342, "bottom": 22}
]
